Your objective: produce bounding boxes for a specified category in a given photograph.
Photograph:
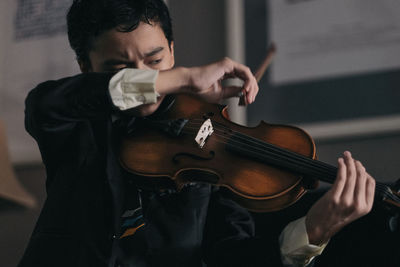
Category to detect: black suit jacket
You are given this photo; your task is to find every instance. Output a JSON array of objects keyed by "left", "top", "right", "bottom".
[{"left": 19, "top": 73, "right": 284, "bottom": 267}]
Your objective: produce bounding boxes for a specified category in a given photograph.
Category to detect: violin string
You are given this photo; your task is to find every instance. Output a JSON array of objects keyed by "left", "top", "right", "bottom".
[
  {"left": 210, "top": 120, "right": 342, "bottom": 174},
  {"left": 224, "top": 127, "right": 398, "bottom": 201},
  {"left": 179, "top": 121, "right": 397, "bottom": 202},
  {"left": 214, "top": 124, "right": 392, "bottom": 189},
  {"left": 215, "top": 131, "right": 397, "bottom": 202},
  {"left": 182, "top": 121, "right": 391, "bottom": 190},
  {"left": 180, "top": 122, "right": 396, "bottom": 201},
  {"left": 196, "top": 120, "right": 396, "bottom": 198},
  {"left": 187, "top": 119, "right": 335, "bottom": 177},
  {"left": 183, "top": 120, "right": 339, "bottom": 182},
  {"left": 180, "top": 127, "right": 398, "bottom": 203}
]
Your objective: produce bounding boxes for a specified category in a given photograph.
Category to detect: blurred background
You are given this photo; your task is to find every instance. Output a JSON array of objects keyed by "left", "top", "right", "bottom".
[{"left": 1, "top": 0, "right": 399, "bottom": 266}]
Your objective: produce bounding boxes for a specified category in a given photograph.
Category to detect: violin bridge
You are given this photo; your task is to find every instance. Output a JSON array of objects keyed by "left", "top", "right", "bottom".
[{"left": 195, "top": 119, "right": 214, "bottom": 148}]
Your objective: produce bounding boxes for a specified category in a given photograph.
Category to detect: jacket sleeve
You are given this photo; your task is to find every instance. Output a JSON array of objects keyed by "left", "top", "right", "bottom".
[
  {"left": 203, "top": 188, "right": 284, "bottom": 267},
  {"left": 25, "top": 72, "right": 115, "bottom": 130},
  {"left": 24, "top": 73, "right": 115, "bottom": 186}
]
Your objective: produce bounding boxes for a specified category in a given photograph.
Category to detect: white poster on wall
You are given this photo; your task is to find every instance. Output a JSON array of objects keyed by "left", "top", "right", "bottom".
[
  {"left": 0, "top": 0, "right": 78, "bottom": 163},
  {"left": 269, "top": 0, "right": 400, "bottom": 85}
]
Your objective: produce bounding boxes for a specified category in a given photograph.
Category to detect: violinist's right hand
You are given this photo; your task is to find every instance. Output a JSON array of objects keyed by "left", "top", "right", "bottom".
[
  {"left": 155, "top": 57, "right": 259, "bottom": 105},
  {"left": 186, "top": 57, "right": 259, "bottom": 104}
]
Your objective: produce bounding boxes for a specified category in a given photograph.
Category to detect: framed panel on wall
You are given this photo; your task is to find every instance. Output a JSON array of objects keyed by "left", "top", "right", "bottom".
[{"left": 245, "top": 0, "right": 400, "bottom": 141}]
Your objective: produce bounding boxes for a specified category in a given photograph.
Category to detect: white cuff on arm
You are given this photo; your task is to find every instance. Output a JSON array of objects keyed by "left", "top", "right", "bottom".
[
  {"left": 108, "top": 68, "right": 160, "bottom": 110},
  {"left": 279, "top": 216, "right": 328, "bottom": 267}
]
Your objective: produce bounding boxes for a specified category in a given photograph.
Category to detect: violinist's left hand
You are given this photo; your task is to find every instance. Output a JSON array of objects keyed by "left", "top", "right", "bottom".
[{"left": 305, "top": 151, "right": 376, "bottom": 245}]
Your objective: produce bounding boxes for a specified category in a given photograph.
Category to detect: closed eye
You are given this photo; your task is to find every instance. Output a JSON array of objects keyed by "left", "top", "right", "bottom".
[{"left": 148, "top": 58, "right": 162, "bottom": 65}]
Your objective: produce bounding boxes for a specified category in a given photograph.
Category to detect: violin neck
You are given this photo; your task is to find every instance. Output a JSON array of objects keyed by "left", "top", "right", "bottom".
[
  {"left": 226, "top": 133, "right": 394, "bottom": 202},
  {"left": 227, "top": 132, "right": 337, "bottom": 182}
]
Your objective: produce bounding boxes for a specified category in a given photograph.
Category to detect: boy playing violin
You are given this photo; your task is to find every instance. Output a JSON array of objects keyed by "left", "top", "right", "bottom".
[{"left": 19, "top": 0, "right": 398, "bottom": 266}]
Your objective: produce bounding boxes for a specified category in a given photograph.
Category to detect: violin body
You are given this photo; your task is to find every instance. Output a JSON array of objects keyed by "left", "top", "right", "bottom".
[{"left": 120, "top": 94, "right": 319, "bottom": 212}]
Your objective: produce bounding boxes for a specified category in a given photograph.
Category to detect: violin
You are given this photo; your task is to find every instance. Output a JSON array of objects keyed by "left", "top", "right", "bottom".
[
  {"left": 119, "top": 93, "right": 400, "bottom": 212},
  {"left": 119, "top": 45, "right": 400, "bottom": 212}
]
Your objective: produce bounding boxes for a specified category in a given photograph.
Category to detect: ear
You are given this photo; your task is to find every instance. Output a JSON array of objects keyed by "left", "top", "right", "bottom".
[
  {"left": 78, "top": 60, "right": 92, "bottom": 73},
  {"left": 169, "top": 41, "right": 175, "bottom": 68}
]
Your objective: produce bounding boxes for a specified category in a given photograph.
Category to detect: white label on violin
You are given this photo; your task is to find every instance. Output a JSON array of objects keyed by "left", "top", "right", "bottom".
[{"left": 195, "top": 119, "right": 214, "bottom": 148}]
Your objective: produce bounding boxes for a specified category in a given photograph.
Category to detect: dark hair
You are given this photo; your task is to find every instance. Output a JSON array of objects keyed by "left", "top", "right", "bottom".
[{"left": 67, "top": 0, "right": 173, "bottom": 64}]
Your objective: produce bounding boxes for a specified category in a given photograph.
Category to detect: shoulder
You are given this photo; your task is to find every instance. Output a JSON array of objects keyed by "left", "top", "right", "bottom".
[
  {"left": 25, "top": 73, "right": 115, "bottom": 110},
  {"left": 26, "top": 75, "right": 81, "bottom": 103},
  {"left": 27, "top": 73, "right": 115, "bottom": 98}
]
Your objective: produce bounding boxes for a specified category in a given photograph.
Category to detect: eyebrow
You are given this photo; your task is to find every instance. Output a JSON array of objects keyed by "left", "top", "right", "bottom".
[{"left": 144, "top": 47, "right": 164, "bottom": 57}]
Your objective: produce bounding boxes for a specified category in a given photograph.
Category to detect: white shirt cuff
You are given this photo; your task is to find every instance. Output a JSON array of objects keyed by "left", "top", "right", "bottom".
[
  {"left": 279, "top": 216, "right": 328, "bottom": 267},
  {"left": 108, "top": 68, "right": 160, "bottom": 110}
]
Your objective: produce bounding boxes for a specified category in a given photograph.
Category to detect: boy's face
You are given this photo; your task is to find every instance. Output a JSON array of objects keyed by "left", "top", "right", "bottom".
[{"left": 82, "top": 22, "right": 174, "bottom": 73}]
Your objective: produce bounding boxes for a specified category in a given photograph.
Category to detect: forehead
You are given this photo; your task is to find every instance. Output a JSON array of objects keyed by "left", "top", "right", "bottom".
[{"left": 90, "top": 22, "right": 169, "bottom": 58}]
